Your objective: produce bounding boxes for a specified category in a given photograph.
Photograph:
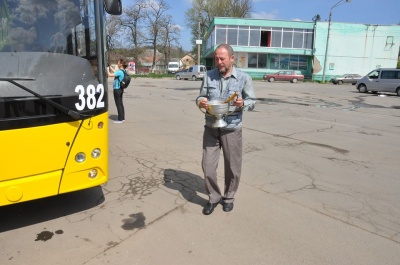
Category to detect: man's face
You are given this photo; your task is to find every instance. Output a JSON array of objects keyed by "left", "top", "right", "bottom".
[{"left": 215, "top": 48, "right": 234, "bottom": 75}]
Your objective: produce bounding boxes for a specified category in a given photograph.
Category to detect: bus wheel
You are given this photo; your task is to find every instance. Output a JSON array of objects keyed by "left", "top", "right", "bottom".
[{"left": 396, "top": 87, "right": 400, "bottom": 96}]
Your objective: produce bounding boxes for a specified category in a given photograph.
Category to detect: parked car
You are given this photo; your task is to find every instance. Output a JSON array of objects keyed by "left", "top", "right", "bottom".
[
  {"left": 175, "top": 65, "right": 207, "bottom": 81},
  {"left": 356, "top": 68, "right": 400, "bottom": 96},
  {"left": 263, "top": 70, "right": 304, "bottom": 83},
  {"left": 175, "top": 69, "right": 188, "bottom": 80},
  {"left": 330, "top": 74, "right": 362, "bottom": 85}
]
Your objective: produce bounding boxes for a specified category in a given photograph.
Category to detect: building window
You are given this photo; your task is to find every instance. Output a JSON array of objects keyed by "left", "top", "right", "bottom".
[
  {"left": 238, "top": 28, "right": 249, "bottom": 46},
  {"left": 227, "top": 28, "right": 238, "bottom": 46},
  {"left": 279, "top": 55, "right": 290, "bottom": 69},
  {"left": 249, "top": 28, "right": 260, "bottom": 46},
  {"left": 269, "top": 54, "right": 308, "bottom": 71},
  {"left": 258, "top": 54, "right": 267, "bottom": 68},
  {"left": 248, "top": 53, "right": 258, "bottom": 68},
  {"left": 207, "top": 24, "right": 313, "bottom": 50},
  {"left": 293, "top": 31, "right": 303, "bottom": 48},
  {"left": 246, "top": 53, "right": 268, "bottom": 69},
  {"left": 282, "top": 28, "right": 293, "bottom": 48},
  {"left": 206, "top": 28, "right": 215, "bottom": 51},
  {"left": 216, "top": 27, "right": 226, "bottom": 44},
  {"left": 271, "top": 30, "right": 282, "bottom": 47},
  {"left": 304, "top": 32, "right": 313, "bottom": 49},
  {"left": 270, "top": 54, "right": 279, "bottom": 69},
  {"left": 260, "top": 31, "right": 271, "bottom": 47}
]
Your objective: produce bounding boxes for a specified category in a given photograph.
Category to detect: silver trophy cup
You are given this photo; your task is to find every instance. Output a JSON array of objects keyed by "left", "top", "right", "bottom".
[
  {"left": 199, "top": 100, "right": 229, "bottom": 128},
  {"left": 198, "top": 92, "right": 238, "bottom": 128}
]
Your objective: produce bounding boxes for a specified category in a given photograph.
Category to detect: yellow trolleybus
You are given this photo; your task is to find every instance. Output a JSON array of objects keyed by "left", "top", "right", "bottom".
[{"left": 0, "top": 0, "right": 122, "bottom": 206}]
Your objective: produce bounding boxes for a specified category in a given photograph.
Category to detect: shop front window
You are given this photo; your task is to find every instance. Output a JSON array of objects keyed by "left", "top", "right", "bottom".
[
  {"left": 279, "top": 55, "right": 290, "bottom": 69},
  {"left": 248, "top": 53, "right": 257, "bottom": 68},
  {"left": 270, "top": 54, "right": 279, "bottom": 69},
  {"left": 258, "top": 54, "right": 267, "bottom": 68}
]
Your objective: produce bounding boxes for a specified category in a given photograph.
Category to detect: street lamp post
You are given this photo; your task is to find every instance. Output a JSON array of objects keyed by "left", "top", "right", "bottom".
[{"left": 321, "top": 0, "right": 351, "bottom": 83}]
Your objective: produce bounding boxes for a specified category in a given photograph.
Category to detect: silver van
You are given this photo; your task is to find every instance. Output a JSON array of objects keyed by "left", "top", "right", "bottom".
[
  {"left": 356, "top": 68, "right": 400, "bottom": 96},
  {"left": 175, "top": 65, "right": 207, "bottom": 81}
]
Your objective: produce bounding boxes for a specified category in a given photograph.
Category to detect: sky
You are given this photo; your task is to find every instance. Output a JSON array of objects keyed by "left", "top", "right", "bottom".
[{"left": 126, "top": 0, "right": 400, "bottom": 51}]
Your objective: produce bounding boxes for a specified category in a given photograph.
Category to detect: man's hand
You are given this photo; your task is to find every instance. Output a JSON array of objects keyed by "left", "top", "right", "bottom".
[
  {"left": 233, "top": 97, "right": 244, "bottom": 108},
  {"left": 199, "top": 98, "right": 208, "bottom": 109}
]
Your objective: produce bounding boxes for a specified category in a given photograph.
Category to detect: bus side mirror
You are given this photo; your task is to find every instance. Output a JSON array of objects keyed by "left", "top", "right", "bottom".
[{"left": 104, "top": 0, "right": 122, "bottom": 15}]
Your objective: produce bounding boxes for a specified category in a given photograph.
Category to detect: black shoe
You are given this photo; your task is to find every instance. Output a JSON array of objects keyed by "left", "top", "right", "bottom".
[
  {"left": 202, "top": 202, "right": 219, "bottom": 215},
  {"left": 223, "top": 202, "right": 234, "bottom": 212}
]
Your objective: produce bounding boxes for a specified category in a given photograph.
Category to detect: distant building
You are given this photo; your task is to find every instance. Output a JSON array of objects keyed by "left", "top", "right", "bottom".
[
  {"left": 137, "top": 49, "right": 165, "bottom": 73},
  {"left": 203, "top": 17, "right": 400, "bottom": 81},
  {"left": 181, "top": 54, "right": 195, "bottom": 69}
]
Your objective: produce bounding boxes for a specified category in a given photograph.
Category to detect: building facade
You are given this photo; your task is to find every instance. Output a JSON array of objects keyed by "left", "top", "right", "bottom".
[{"left": 203, "top": 17, "right": 400, "bottom": 81}]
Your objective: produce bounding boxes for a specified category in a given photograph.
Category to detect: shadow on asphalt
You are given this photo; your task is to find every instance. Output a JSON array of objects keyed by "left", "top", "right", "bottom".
[
  {"left": 108, "top": 114, "right": 118, "bottom": 121},
  {"left": 163, "top": 169, "right": 208, "bottom": 207},
  {"left": 0, "top": 186, "right": 105, "bottom": 233}
]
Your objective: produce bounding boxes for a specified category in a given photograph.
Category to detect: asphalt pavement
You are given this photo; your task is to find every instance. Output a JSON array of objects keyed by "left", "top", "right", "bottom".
[{"left": 1, "top": 78, "right": 400, "bottom": 265}]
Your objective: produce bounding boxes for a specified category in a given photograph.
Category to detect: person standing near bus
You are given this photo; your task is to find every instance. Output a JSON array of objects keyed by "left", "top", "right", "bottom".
[
  {"left": 107, "top": 59, "right": 128, "bottom": 123},
  {"left": 196, "top": 44, "right": 256, "bottom": 215}
]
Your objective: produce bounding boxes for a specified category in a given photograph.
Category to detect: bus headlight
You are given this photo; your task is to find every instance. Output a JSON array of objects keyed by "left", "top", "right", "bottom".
[
  {"left": 88, "top": 169, "right": 98, "bottom": 178},
  {"left": 91, "top": 148, "right": 101, "bottom": 158},
  {"left": 75, "top": 152, "right": 86, "bottom": 163}
]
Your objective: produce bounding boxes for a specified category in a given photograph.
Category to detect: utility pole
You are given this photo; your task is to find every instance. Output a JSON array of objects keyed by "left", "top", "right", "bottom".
[
  {"left": 322, "top": 0, "right": 351, "bottom": 83},
  {"left": 197, "top": 21, "right": 201, "bottom": 65}
]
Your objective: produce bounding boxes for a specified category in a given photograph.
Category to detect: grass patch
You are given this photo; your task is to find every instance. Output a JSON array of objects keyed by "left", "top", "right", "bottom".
[{"left": 132, "top": 73, "right": 176, "bottom": 79}]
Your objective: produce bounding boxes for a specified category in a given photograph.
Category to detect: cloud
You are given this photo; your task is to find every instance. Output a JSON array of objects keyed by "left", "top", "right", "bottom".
[
  {"left": 251, "top": 11, "right": 279, "bottom": 20},
  {"left": 173, "top": 24, "right": 184, "bottom": 31}
]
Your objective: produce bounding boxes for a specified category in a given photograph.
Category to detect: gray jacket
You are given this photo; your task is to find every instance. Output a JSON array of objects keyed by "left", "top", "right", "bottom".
[{"left": 196, "top": 67, "right": 256, "bottom": 130}]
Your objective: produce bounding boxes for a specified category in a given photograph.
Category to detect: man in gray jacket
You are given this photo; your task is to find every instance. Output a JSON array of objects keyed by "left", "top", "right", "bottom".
[{"left": 196, "top": 44, "right": 256, "bottom": 215}]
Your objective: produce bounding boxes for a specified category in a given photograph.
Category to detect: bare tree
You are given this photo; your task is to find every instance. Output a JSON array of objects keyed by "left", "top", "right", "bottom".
[
  {"left": 159, "top": 15, "right": 181, "bottom": 69},
  {"left": 105, "top": 15, "right": 124, "bottom": 64},
  {"left": 143, "top": 0, "right": 170, "bottom": 73},
  {"left": 185, "top": 0, "right": 253, "bottom": 52},
  {"left": 105, "top": 15, "right": 122, "bottom": 50},
  {"left": 105, "top": 0, "right": 181, "bottom": 73},
  {"left": 117, "top": 0, "right": 147, "bottom": 69}
]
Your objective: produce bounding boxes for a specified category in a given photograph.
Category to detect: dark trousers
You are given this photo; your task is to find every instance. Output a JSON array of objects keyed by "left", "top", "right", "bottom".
[
  {"left": 113, "top": 89, "right": 124, "bottom": 121},
  {"left": 202, "top": 126, "right": 242, "bottom": 204}
]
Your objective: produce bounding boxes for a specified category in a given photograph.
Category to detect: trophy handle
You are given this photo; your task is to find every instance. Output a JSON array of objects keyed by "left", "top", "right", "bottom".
[
  {"left": 198, "top": 104, "right": 212, "bottom": 116},
  {"left": 226, "top": 109, "right": 237, "bottom": 116},
  {"left": 197, "top": 102, "right": 238, "bottom": 116}
]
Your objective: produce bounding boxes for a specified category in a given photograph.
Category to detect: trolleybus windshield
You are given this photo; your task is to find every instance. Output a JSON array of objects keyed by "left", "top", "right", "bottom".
[
  {"left": 0, "top": 0, "right": 106, "bottom": 130},
  {"left": 0, "top": 0, "right": 121, "bottom": 206}
]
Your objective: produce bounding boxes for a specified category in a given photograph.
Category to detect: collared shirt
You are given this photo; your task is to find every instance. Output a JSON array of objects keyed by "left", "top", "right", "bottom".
[{"left": 196, "top": 67, "right": 256, "bottom": 130}]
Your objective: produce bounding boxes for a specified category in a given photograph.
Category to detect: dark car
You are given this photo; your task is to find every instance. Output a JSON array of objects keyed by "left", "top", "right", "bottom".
[
  {"left": 330, "top": 74, "right": 362, "bottom": 85},
  {"left": 263, "top": 70, "right": 304, "bottom": 83}
]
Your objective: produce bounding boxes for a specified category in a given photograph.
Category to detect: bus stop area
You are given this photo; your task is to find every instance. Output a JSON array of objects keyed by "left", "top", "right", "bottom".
[{"left": 1, "top": 78, "right": 400, "bottom": 264}]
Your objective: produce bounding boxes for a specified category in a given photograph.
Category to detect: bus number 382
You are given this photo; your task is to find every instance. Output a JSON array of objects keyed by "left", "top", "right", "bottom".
[{"left": 75, "top": 84, "right": 105, "bottom": 111}]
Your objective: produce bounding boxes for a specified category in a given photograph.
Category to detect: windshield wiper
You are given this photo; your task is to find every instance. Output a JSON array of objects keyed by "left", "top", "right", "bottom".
[{"left": 0, "top": 78, "right": 83, "bottom": 120}]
